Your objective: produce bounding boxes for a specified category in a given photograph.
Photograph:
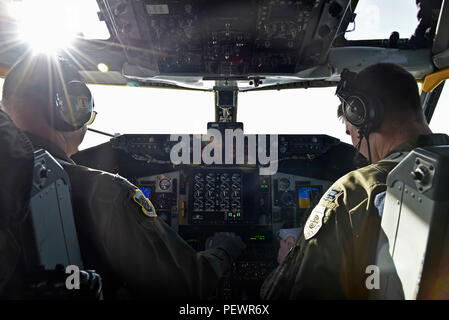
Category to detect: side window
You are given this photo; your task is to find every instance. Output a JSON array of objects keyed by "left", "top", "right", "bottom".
[
  {"left": 429, "top": 82, "right": 449, "bottom": 135},
  {"left": 345, "top": 0, "right": 417, "bottom": 41}
]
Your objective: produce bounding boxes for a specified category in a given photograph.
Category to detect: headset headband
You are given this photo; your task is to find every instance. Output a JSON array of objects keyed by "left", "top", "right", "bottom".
[{"left": 335, "top": 69, "right": 357, "bottom": 100}]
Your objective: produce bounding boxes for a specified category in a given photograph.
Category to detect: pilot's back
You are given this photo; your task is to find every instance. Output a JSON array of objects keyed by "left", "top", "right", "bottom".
[{"left": 25, "top": 132, "right": 230, "bottom": 299}]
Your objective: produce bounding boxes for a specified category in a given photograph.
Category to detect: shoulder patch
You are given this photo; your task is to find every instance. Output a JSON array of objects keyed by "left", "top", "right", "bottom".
[
  {"left": 304, "top": 205, "right": 326, "bottom": 240},
  {"left": 133, "top": 190, "right": 157, "bottom": 218},
  {"left": 324, "top": 188, "right": 342, "bottom": 203}
]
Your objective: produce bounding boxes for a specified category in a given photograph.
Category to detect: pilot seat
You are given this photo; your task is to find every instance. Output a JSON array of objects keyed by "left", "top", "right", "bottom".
[
  {"left": 0, "top": 108, "right": 102, "bottom": 299},
  {"left": 375, "top": 145, "right": 449, "bottom": 299}
]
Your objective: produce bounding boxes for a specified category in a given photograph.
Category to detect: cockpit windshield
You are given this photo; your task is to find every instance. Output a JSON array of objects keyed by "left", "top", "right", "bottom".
[
  {"left": 77, "top": 85, "right": 351, "bottom": 150},
  {"left": 0, "top": 0, "right": 447, "bottom": 149}
]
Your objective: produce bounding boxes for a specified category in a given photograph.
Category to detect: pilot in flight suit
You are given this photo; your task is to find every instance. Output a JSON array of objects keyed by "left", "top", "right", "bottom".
[
  {"left": 1, "top": 54, "right": 245, "bottom": 299},
  {"left": 260, "top": 63, "right": 449, "bottom": 299},
  {"left": 25, "top": 133, "right": 242, "bottom": 299},
  {"left": 261, "top": 134, "right": 449, "bottom": 299}
]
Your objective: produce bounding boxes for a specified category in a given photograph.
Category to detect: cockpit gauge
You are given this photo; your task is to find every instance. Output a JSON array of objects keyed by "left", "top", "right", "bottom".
[
  {"left": 231, "top": 174, "right": 241, "bottom": 183},
  {"left": 194, "top": 173, "right": 204, "bottom": 183},
  {"left": 278, "top": 177, "right": 291, "bottom": 191},
  {"left": 220, "top": 173, "right": 230, "bottom": 183},
  {"left": 206, "top": 173, "right": 217, "bottom": 183},
  {"left": 159, "top": 177, "right": 172, "bottom": 191}
]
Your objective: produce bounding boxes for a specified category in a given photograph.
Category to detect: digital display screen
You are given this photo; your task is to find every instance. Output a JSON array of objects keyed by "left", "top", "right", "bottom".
[
  {"left": 298, "top": 186, "right": 320, "bottom": 209},
  {"left": 139, "top": 187, "right": 152, "bottom": 199}
]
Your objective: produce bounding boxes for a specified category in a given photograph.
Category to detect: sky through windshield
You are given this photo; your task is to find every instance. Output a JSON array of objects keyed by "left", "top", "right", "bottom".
[{"left": 0, "top": 0, "right": 447, "bottom": 151}]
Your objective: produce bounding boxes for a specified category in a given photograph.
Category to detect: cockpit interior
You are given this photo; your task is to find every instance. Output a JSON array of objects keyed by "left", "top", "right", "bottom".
[{"left": 1, "top": 0, "right": 449, "bottom": 302}]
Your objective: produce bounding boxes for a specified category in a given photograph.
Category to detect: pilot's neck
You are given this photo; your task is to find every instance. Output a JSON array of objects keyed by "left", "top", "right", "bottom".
[{"left": 374, "top": 121, "right": 433, "bottom": 162}]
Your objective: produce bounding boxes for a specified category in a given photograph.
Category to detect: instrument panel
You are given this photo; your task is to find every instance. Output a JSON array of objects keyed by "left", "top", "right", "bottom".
[
  {"left": 73, "top": 132, "right": 356, "bottom": 299},
  {"left": 190, "top": 169, "right": 247, "bottom": 224},
  {"left": 98, "top": 0, "right": 353, "bottom": 76}
]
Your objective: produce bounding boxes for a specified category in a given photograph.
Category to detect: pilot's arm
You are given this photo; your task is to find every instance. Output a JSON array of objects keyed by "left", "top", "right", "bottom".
[
  {"left": 65, "top": 165, "right": 243, "bottom": 299},
  {"left": 261, "top": 177, "right": 385, "bottom": 300}
]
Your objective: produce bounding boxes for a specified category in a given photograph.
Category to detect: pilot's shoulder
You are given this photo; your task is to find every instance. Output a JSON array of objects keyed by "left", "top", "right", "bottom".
[
  {"left": 304, "top": 164, "right": 388, "bottom": 241},
  {"left": 317, "top": 163, "right": 389, "bottom": 215},
  {"left": 333, "top": 163, "right": 389, "bottom": 194},
  {"left": 65, "top": 163, "right": 157, "bottom": 218},
  {"left": 64, "top": 163, "right": 136, "bottom": 194}
]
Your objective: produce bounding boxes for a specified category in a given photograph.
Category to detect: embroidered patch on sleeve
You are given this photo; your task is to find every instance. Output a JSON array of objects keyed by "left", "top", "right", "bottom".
[
  {"left": 324, "top": 189, "right": 341, "bottom": 203},
  {"left": 304, "top": 205, "right": 326, "bottom": 240},
  {"left": 133, "top": 190, "right": 157, "bottom": 218}
]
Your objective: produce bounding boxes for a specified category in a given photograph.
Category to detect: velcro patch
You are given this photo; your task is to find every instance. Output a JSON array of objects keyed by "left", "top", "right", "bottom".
[
  {"left": 324, "top": 189, "right": 341, "bottom": 202},
  {"left": 304, "top": 205, "right": 326, "bottom": 240},
  {"left": 133, "top": 190, "right": 157, "bottom": 218}
]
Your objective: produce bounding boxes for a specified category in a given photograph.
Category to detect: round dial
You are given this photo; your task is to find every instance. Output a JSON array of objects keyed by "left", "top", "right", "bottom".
[
  {"left": 206, "top": 173, "right": 216, "bottom": 183},
  {"left": 159, "top": 178, "right": 171, "bottom": 191},
  {"left": 280, "top": 192, "right": 294, "bottom": 206},
  {"left": 221, "top": 189, "right": 230, "bottom": 199},
  {"left": 194, "top": 182, "right": 203, "bottom": 190},
  {"left": 194, "top": 190, "right": 202, "bottom": 198},
  {"left": 220, "top": 173, "right": 230, "bottom": 183},
  {"left": 231, "top": 200, "right": 241, "bottom": 210},
  {"left": 220, "top": 200, "right": 230, "bottom": 210},
  {"left": 194, "top": 174, "right": 204, "bottom": 183},
  {"left": 231, "top": 174, "right": 241, "bottom": 183},
  {"left": 205, "top": 200, "right": 215, "bottom": 210},
  {"left": 206, "top": 189, "right": 215, "bottom": 199}
]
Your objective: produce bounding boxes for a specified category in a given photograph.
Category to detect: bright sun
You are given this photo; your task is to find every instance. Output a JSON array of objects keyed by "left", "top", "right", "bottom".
[{"left": 8, "top": 0, "right": 80, "bottom": 54}]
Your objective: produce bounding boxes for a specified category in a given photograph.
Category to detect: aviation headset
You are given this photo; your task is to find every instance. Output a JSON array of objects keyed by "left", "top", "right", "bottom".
[
  {"left": 48, "top": 58, "right": 95, "bottom": 132},
  {"left": 335, "top": 68, "right": 386, "bottom": 164},
  {"left": 335, "top": 68, "right": 384, "bottom": 136}
]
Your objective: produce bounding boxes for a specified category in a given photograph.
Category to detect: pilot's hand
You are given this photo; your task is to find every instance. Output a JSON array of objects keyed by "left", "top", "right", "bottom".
[
  {"left": 205, "top": 233, "right": 246, "bottom": 261},
  {"left": 277, "top": 236, "right": 296, "bottom": 264},
  {"left": 277, "top": 228, "right": 301, "bottom": 264}
]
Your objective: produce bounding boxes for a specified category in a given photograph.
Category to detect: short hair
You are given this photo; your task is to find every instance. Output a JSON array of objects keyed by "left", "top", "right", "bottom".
[
  {"left": 2, "top": 54, "right": 80, "bottom": 111},
  {"left": 337, "top": 63, "right": 423, "bottom": 122},
  {"left": 337, "top": 103, "right": 344, "bottom": 121}
]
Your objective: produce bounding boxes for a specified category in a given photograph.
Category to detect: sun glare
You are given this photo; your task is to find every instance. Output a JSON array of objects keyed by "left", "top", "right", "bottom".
[{"left": 8, "top": 0, "right": 80, "bottom": 54}]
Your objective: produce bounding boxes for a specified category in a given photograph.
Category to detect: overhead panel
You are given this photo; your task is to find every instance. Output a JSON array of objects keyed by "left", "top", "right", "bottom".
[{"left": 98, "top": 0, "right": 353, "bottom": 77}]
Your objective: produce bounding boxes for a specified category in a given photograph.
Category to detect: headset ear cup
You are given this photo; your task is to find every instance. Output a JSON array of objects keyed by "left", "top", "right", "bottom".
[
  {"left": 343, "top": 95, "right": 368, "bottom": 127},
  {"left": 53, "top": 81, "right": 94, "bottom": 131},
  {"left": 343, "top": 92, "right": 384, "bottom": 134}
]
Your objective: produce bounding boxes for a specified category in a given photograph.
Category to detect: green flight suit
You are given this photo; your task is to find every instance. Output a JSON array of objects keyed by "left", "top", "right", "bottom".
[
  {"left": 24, "top": 133, "right": 231, "bottom": 299},
  {"left": 0, "top": 109, "right": 34, "bottom": 298},
  {"left": 261, "top": 134, "right": 449, "bottom": 300}
]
